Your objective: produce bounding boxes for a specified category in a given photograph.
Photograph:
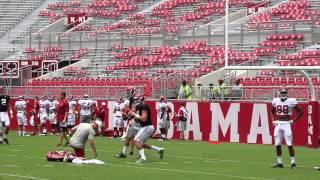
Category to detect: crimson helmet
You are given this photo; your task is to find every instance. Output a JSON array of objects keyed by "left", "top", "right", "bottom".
[{"left": 160, "top": 96, "right": 166, "bottom": 103}]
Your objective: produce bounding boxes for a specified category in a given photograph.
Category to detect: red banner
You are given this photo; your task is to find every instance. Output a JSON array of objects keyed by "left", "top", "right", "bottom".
[
  {"left": 247, "top": 2, "right": 267, "bottom": 15},
  {"left": 67, "top": 13, "right": 87, "bottom": 26},
  {"left": 8, "top": 100, "right": 320, "bottom": 147}
]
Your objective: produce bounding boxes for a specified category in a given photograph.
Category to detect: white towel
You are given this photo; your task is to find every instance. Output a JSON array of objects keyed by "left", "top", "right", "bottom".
[{"left": 72, "top": 158, "right": 105, "bottom": 165}]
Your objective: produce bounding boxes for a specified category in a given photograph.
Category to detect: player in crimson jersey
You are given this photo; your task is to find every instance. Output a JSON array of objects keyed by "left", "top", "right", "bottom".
[
  {"left": 0, "top": 87, "right": 13, "bottom": 145},
  {"left": 96, "top": 102, "right": 107, "bottom": 133},
  {"left": 270, "top": 88, "right": 303, "bottom": 169},
  {"left": 56, "top": 92, "right": 69, "bottom": 147},
  {"left": 30, "top": 96, "right": 40, "bottom": 135}
]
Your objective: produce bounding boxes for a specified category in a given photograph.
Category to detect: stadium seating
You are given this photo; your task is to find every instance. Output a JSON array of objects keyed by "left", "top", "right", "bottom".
[{"left": 0, "top": 0, "right": 43, "bottom": 37}]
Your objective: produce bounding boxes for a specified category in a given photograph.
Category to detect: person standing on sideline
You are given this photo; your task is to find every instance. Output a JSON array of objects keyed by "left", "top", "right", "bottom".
[
  {"left": 56, "top": 92, "right": 69, "bottom": 147},
  {"left": 0, "top": 87, "right": 13, "bottom": 145},
  {"left": 231, "top": 79, "right": 243, "bottom": 100},
  {"left": 175, "top": 102, "right": 188, "bottom": 140},
  {"left": 178, "top": 80, "right": 192, "bottom": 100}
]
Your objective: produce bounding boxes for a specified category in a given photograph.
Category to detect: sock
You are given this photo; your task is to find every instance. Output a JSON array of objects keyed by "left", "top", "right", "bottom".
[
  {"left": 0, "top": 136, "right": 3, "bottom": 141},
  {"left": 151, "top": 145, "right": 161, "bottom": 152},
  {"left": 290, "top": 156, "right": 296, "bottom": 164},
  {"left": 43, "top": 129, "right": 47, "bottom": 134},
  {"left": 18, "top": 131, "right": 21, "bottom": 136},
  {"left": 22, "top": 131, "right": 26, "bottom": 136},
  {"left": 3, "top": 133, "right": 6, "bottom": 139},
  {"left": 139, "top": 149, "right": 146, "bottom": 160},
  {"left": 277, "top": 156, "right": 283, "bottom": 164},
  {"left": 122, "top": 146, "right": 128, "bottom": 155}
]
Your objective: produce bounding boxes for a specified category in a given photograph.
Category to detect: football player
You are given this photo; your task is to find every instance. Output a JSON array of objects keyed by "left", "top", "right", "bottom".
[
  {"left": 15, "top": 96, "right": 27, "bottom": 136},
  {"left": 48, "top": 96, "right": 59, "bottom": 135},
  {"left": 270, "top": 88, "right": 303, "bottom": 169},
  {"left": 129, "top": 102, "right": 164, "bottom": 163},
  {"left": 67, "top": 96, "right": 77, "bottom": 135},
  {"left": 96, "top": 102, "right": 107, "bottom": 134},
  {"left": 0, "top": 87, "right": 13, "bottom": 144},
  {"left": 157, "top": 96, "right": 172, "bottom": 141},
  {"left": 30, "top": 96, "right": 40, "bottom": 135},
  {"left": 39, "top": 96, "right": 50, "bottom": 135},
  {"left": 116, "top": 96, "right": 145, "bottom": 158},
  {"left": 113, "top": 97, "right": 124, "bottom": 138},
  {"left": 175, "top": 101, "right": 188, "bottom": 141},
  {"left": 78, "top": 94, "right": 94, "bottom": 123}
]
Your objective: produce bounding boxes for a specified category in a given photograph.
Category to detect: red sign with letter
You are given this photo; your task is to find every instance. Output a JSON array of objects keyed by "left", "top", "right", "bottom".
[
  {"left": 8, "top": 100, "right": 320, "bottom": 147},
  {"left": 247, "top": 2, "right": 267, "bottom": 15},
  {"left": 67, "top": 13, "right": 87, "bottom": 26}
]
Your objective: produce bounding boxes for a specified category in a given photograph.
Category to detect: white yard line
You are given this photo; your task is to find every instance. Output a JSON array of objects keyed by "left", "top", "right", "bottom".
[
  {"left": 151, "top": 162, "right": 169, "bottom": 165},
  {"left": 2, "top": 164, "right": 20, "bottom": 168},
  {"left": 0, "top": 174, "right": 50, "bottom": 180},
  {"left": 105, "top": 163, "right": 275, "bottom": 180}
]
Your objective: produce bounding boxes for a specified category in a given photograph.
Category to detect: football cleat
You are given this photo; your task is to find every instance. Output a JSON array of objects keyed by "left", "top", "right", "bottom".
[
  {"left": 0, "top": 141, "right": 3, "bottom": 145},
  {"left": 314, "top": 166, "right": 320, "bottom": 171},
  {"left": 159, "top": 149, "right": 164, "bottom": 159},
  {"left": 129, "top": 152, "right": 134, "bottom": 155},
  {"left": 272, "top": 164, "right": 284, "bottom": 168},
  {"left": 4, "top": 138, "right": 9, "bottom": 145},
  {"left": 136, "top": 158, "right": 146, "bottom": 163},
  {"left": 115, "top": 152, "right": 126, "bottom": 158},
  {"left": 291, "top": 163, "right": 297, "bottom": 169}
]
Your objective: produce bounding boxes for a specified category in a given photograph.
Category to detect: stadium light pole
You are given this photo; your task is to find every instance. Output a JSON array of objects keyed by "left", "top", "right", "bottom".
[{"left": 225, "top": 0, "right": 229, "bottom": 67}]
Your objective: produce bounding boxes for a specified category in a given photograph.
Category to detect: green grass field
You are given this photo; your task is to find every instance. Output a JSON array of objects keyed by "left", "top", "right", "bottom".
[{"left": 0, "top": 133, "right": 319, "bottom": 180}]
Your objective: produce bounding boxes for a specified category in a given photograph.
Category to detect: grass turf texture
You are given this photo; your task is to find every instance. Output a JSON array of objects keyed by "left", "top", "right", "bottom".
[{"left": 0, "top": 133, "right": 319, "bottom": 180}]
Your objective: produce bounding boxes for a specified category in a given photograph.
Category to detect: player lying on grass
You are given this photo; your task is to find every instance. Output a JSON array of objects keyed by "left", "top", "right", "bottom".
[
  {"left": 69, "top": 121, "right": 102, "bottom": 158},
  {"left": 270, "top": 87, "right": 303, "bottom": 169}
]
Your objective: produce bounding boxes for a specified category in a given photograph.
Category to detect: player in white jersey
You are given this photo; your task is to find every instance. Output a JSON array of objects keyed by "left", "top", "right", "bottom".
[
  {"left": 15, "top": 96, "right": 27, "bottom": 136},
  {"left": 77, "top": 94, "right": 94, "bottom": 123},
  {"left": 48, "top": 96, "right": 59, "bottom": 135},
  {"left": 113, "top": 97, "right": 125, "bottom": 138},
  {"left": 271, "top": 88, "right": 303, "bottom": 169},
  {"left": 67, "top": 96, "right": 78, "bottom": 134},
  {"left": 157, "top": 96, "right": 172, "bottom": 141},
  {"left": 39, "top": 96, "right": 50, "bottom": 135}
]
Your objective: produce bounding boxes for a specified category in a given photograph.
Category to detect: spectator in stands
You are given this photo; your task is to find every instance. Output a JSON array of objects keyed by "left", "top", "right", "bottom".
[
  {"left": 231, "top": 79, "right": 243, "bottom": 100},
  {"left": 178, "top": 80, "right": 192, "bottom": 100},
  {"left": 213, "top": 79, "right": 229, "bottom": 100},
  {"left": 208, "top": 83, "right": 215, "bottom": 100}
]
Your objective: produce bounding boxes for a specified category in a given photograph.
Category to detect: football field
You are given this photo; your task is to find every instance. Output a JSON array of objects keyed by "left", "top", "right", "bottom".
[{"left": 0, "top": 133, "right": 319, "bottom": 180}]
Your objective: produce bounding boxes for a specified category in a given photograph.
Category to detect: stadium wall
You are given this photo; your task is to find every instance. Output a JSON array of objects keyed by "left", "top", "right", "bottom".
[{"left": 8, "top": 100, "right": 319, "bottom": 148}]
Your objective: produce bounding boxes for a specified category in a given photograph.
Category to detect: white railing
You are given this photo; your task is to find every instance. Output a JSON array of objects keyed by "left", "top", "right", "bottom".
[{"left": 5, "top": 86, "right": 145, "bottom": 100}]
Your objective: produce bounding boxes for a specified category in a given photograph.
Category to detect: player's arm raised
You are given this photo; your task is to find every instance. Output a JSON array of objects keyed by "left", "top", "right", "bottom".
[
  {"left": 292, "top": 105, "right": 304, "bottom": 124},
  {"left": 130, "top": 110, "right": 148, "bottom": 122}
]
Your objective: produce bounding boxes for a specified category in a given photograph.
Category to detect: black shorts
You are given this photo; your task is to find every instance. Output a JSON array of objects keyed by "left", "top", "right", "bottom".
[{"left": 59, "top": 122, "right": 68, "bottom": 132}]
